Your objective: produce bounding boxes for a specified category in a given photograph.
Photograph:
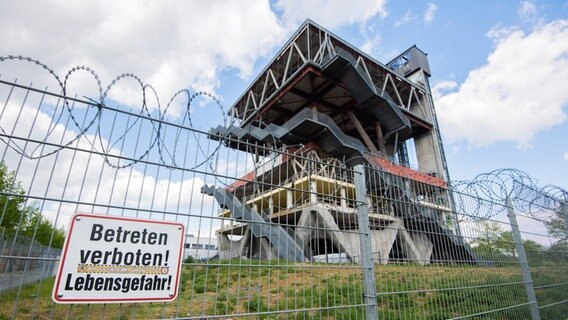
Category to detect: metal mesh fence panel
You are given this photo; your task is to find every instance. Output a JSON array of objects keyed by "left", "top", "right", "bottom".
[
  {"left": 0, "top": 71, "right": 371, "bottom": 319},
  {"left": 364, "top": 165, "right": 535, "bottom": 319},
  {"left": 513, "top": 198, "right": 568, "bottom": 319},
  {"left": 0, "top": 58, "right": 566, "bottom": 319}
]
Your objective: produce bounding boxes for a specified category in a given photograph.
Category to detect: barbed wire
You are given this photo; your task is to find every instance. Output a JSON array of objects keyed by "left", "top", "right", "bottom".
[
  {"left": 450, "top": 168, "right": 567, "bottom": 220},
  {"left": 0, "top": 55, "right": 240, "bottom": 182}
]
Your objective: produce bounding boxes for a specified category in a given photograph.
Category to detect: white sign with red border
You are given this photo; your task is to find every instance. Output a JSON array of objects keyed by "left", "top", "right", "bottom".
[{"left": 52, "top": 213, "right": 185, "bottom": 304}]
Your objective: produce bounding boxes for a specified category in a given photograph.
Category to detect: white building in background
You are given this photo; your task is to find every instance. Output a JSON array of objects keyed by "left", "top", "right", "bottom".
[{"left": 184, "top": 234, "right": 218, "bottom": 261}]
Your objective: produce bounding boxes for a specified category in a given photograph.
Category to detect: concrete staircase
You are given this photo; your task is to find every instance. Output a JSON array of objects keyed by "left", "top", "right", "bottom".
[{"left": 201, "top": 185, "right": 308, "bottom": 262}]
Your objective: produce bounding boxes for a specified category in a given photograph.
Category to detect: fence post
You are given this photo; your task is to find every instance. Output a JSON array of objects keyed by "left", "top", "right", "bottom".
[
  {"left": 561, "top": 202, "right": 568, "bottom": 228},
  {"left": 353, "top": 164, "right": 378, "bottom": 320},
  {"left": 506, "top": 197, "right": 541, "bottom": 320},
  {"left": 562, "top": 202, "right": 568, "bottom": 262}
]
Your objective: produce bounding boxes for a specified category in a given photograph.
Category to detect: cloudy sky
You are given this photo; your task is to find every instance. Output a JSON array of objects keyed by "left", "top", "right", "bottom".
[
  {"left": 1, "top": 0, "right": 567, "bottom": 185},
  {"left": 0, "top": 0, "right": 567, "bottom": 231}
]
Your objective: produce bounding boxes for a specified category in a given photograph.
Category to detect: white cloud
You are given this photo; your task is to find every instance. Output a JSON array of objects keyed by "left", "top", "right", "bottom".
[
  {"left": 424, "top": 3, "right": 438, "bottom": 24},
  {"left": 360, "top": 38, "right": 377, "bottom": 55},
  {"left": 431, "top": 80, "right": 458, "bottom": 99},
  {"left": 564, "top": 152, "right": 568, "bottom": 161},
  {"left": 0, "top": 0, "right": 286, "bottom": 113},
  {"left": 518, "top": 1, "right": 537, "bottom": 21},
  {"left": 486, "top": 25, "right": 520, "bottom": 40},
  {"left": 357, "top": 23, "right": 399, "bottom": 63},
  {"left": 395, "top": 10, "right": 418, "bottom": 27},
  {"left": 360, "top": 24, "right": 382, "bottom": 55},
  {"left": 0, "top": 0, "right": 394, "bottom": 116},
  {"left": 275, "top": 0, "right": 388, "bottom": 29},
  {"left": 435, "top": 20, "right": 568, "bottom": 147}
]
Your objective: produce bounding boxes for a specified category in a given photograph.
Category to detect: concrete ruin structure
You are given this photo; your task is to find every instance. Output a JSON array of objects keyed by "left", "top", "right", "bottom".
[{"left": 202, "top": 20, "right": 475, "bottom": 265}]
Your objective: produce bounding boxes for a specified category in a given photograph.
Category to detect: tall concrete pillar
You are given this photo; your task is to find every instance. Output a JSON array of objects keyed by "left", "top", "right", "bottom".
[
  {"left": 340, "top": 187, "right": 347, "bottom": 211},
  {"left": 310, "top": 180, "right": 318, "bottom": 203}
]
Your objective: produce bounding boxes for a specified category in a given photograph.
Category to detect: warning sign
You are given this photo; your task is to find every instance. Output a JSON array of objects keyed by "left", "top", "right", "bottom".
[{"left": 52, "top": 213, "right": 185, "bottom": 304}]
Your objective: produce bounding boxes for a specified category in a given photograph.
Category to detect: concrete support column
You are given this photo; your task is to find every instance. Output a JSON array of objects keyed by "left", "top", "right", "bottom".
[
  {"left": 347, "top": 111, "right": 379, "bottom": 154},
  {"left": 310, "top": 180, "right": 318, "bottom": 203},
  {"left": 340, "top": 187, "right": 347, "bottom": 211},
  {"left": 375, "top": 121, "right": 387, "bottom": 156},
  {"left": 287, "top": 189, "right": 294, "bottom": 209},
  {"left": 268, "top": 197, "right": 274, "bottom": 215}
]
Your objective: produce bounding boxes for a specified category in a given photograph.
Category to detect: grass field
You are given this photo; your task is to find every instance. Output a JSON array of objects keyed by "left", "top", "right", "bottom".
[{"left": 1, "top": 260, "right": 567, "bottom": 319}]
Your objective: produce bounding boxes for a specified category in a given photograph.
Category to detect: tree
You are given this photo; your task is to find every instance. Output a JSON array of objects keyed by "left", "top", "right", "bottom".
[
  {"left": 0, "top": 161, "right": 65, "bottom": 248},
  {"left": 541, "top": 203, "right": 568, "bottom": 264},
  {"left": 494, "top": 231, "right": 516, "bottom": 257},
  {"left": 0, "top": 162, "right": 27, "bottom": 232},
  {"left": 471, "top": 221, "right": 544, "bottom": 262},
  {"left": 471, "top": 221, "right": 510, "bottom": 258},
  {"left": 545, "top": 240, "right": 568, "bottom": 263},
  {"left": 545, "top": 204, "right": 568, "bottom": 243},
  {"left": 522, "top": 239, "right": 544, "bottom": 252},
  {"left": 23, "top": 209, "right": 65, "bottom": 248}
]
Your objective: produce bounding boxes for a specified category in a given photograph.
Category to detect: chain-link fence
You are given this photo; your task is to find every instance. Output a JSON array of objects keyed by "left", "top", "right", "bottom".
[{"left": 0, "top": 57, "right": 566, "bottom": 319}]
